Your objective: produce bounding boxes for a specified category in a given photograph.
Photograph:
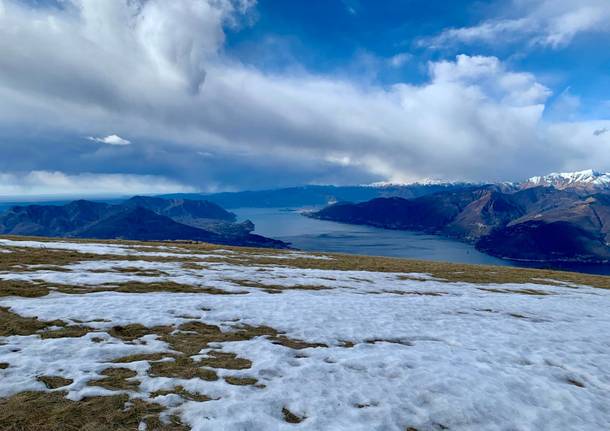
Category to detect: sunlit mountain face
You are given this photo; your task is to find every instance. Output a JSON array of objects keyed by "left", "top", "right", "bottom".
[{"left": 0, "top": 0, "right": 609, "bottom": 198}]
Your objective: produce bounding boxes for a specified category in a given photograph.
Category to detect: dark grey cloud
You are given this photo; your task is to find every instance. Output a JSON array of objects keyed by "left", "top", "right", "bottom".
[{"left": 594, "top": 128, "right": 608, "bottom": 136}]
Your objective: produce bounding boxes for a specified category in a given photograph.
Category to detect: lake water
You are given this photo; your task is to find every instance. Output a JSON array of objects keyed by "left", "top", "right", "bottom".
[{"left": 234, "top": 207, "right": 610, "bottom": 275}]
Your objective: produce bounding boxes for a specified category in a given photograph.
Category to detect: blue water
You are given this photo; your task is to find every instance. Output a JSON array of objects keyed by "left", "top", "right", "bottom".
[
  {"left": 234, "top": 207, "right": 610, "bottom": 275},
  {"left": 234, "top": 207, "right": 509, "bottom": 266}
]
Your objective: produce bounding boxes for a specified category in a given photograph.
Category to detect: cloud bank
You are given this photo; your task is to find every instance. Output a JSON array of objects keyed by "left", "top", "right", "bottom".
[
  {"left": 0, "top": 171, "right": 195, "bottom": 198},
  {"left": 0, "top": 0, "right": 609, "bottom": 195}
]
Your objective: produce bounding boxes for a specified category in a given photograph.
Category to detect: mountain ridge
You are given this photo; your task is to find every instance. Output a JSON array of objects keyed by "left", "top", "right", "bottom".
[
  {"left": 0, "top": 197, "right": 287, "bottom": 248},
  {"left": 309, "top": 184, "right": 610, "bottom": 263}
]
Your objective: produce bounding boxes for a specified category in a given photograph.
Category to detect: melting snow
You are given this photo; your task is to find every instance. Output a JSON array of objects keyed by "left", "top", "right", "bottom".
[{"left": 1, "top": 239, "right": 610, "bottom": 430}]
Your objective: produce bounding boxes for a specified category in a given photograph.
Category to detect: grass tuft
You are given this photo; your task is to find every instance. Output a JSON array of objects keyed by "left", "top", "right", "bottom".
[
  {"left": 224, "top": 376, "right": 260, "bottom": 387},
  {"left": 87, "top": 368, "right": 139, "bottom": 391},
  {"left": 282, "top": 407, "right": 305, "bottom": 424},
  {"left": 37, "top": 376, "right": 73, "bottom": 390},
  {"left": 199, "top": 351, "right": 252, "bottom": 370},
  {"left": 148, "top": 356, "right": 218, "bottom": 381},
  {"left": 150, "top": 386, "right": 213, "bottom": 402}
]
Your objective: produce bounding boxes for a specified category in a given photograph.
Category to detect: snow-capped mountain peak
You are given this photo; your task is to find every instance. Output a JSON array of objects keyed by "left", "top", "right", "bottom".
[
  {"left": 523, "top": 169, "right": 610, "bottom": 190},
  {"left": 366, "top": 178, "right": 476, "bottom": 188}
]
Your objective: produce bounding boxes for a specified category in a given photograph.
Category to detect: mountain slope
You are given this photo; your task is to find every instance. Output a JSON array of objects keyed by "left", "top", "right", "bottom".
[
  {"left": 0, "top": 197, "right": 286, "bottom": 248},
  {"left": 123, "top": 196, "right": 236, "bottom": 222},
  {"left": 310, "top": 186, "right": 610, "bottom": 262}
]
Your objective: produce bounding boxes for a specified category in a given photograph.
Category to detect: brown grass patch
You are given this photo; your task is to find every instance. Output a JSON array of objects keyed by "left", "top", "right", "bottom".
[
  {"left": 272, "top": 336, "right": 327, "bottom": 350},
  {"left": 87, "top": 368, "right": 139, "bottom": 391},
  {"left": 0, "top": 391, "right": 188, "bottom": 431},
  {"left": 0, "top": 306, "right": 92, "bottom": 338},
  {"left": 0, "top": 306, "right": 47, "bottom": 336},
  {"left": 224, "top": 376, "right": 260, "bottom": 386},
  {"left": 108, "top": 324, "right": 173, "bottom": 342},
  {"left": 148, "top": 356, "right": 218, "bottom": 381},
  {"left": 108, "top": 321, "right": 325, "bottom": 390},
  {"left": 150, "top": 386, "right": 213, "bottom": 402},
  {"left": 477, "top": 287, "right": 552, "bottom": 295},
  {"left": 381, "top": 290, "right": 446, "bottom": 296},
  {"left": 0, "top": 280, "right": 50, "bottom": 298},
  {"left": 282, "top": 407, "right": 305, "bottom": 424},
  {"left": 37, "top": 376, "right": 73, "bottom": 389},
  {"left": 4, "top": 234, "right": 610, "bottom": 290},
  {"left": 215, "top": 250, "right": 610, "bottom": 290},
  {"left": 52, "top": 281, "right": 247, "bottom": 296},
  {"left": 111, "top": 352, "right": 174, "bottom": 364},
  {"left": 0, "top": 363, "right": 9, "bottom": 369},
  {"left": 227, "top": 279, "right": 330, "bottom": 293},
  {"left": 199, "top": 351, "right": 252, "bottom": 370}
]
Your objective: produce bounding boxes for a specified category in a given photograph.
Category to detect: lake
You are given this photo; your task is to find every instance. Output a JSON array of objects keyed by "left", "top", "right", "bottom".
[{"left": 233, "top": 207, "right": 610, "bottom": 275}]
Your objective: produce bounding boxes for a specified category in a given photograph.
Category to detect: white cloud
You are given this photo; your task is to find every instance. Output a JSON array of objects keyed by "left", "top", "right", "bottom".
[
  {"left": 388, "top": 53, "right": 412, "bottom": 68},
  {"left": 88, "top": 134, "right": 131, "bottom": 146},
  {"left": 0, "top": 0, "right": 608, "bottom": 187},
  {"left": 0, "top": 171, "right": 196, "bottom": 198},
  {"left": 424, "top": 0, "right": 610, "bottom": 50}
]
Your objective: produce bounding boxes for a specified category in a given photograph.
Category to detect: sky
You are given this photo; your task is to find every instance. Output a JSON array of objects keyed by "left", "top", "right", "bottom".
[{"left": 0, "top": 0, "right": 609, "bottom": 197}]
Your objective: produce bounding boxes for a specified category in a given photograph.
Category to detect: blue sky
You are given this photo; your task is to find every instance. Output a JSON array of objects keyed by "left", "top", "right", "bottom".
[
  {"left": 225, "top": 0, "right": 610, "bottom": 116},
  {"left": 0, "top": 0, "right": 609, "bottom": 197}
]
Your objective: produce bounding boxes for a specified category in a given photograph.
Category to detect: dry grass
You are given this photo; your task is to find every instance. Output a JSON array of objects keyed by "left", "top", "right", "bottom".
[
  {"left": 148, "top": 356, "right": 218, "bottom": 381},
  {"left": 108, "top": 324, "right": 172, "bottom": 342},
  {"left": 199, "top": 351, "right": 252, "bottom": 370},
  {"left": 108, "top": 321, "right": 327, "bottom": 392},
  {"left": 0, "top": 391, "right": 188, "bottom": 431},
  {"left": 272, "top": 335, "right": 327, "bottom": 350},
  {"left": 0, "top": 306, "right": 49, "bottom": 336},
  {"left": 150, "top": 386, "right": 213, "bottom": 402},
  {"left": 0, "top": 280, "right": 50, "bottom": 298},
  {"left": 111, "top": 353, "right": 174, "bottom": 364},
  {"left": 160, "top": 322, "right": 273, "bottom": 356},
  {"left": 0, "top": 306, "right": 95, "bottom": 340},
  {"left": 227, "top": 279, "right": 330, "bottom": 294},
  {"left": 224, "top": 376, "right": 260, "bottom": 386},
  {"left": 87, "top": 368, "right": 139, "bottom": 391},
  {"left": 0, "top": 362, "right": 9, "bottom": 369},
  {"left": 3, "top": 234, "right": 610, "bottom": 291},
  {"left": 53, "top": 281, "right": 246, "bottom": 296},
  {"left": 101, "top": 281, "right": 245, "bottom": 295},
  {"left": 282, "top": 407, "right": 305, "bottom": 424},
  {"left": 477, "top": 287, "right": 552, "bottom": 295},
  {"left": 380, "top": 290, "right": 446, "bottom": 296},
  {"left": 37, "top": 376, "right": 73, "bottom": 389}
]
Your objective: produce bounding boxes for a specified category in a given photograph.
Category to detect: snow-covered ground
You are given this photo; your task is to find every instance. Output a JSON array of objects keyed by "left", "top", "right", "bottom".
[{"left": 1, "top": 238, "right": 610, "bottom": 430}]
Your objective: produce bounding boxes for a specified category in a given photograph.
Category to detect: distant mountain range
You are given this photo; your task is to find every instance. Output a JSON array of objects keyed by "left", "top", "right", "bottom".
[
  {"left": 0, "top": 196, "right": 286, "bottom": 248},
  {"left": 160, "top": 183, "right": 480, "bottom": 209},
  {"left": 3, "top": 169, "right": 610, "bottom": 260},
  {"left": 161, "top": 170, "right": 610, "bottom": 210},
  {"left": 309, "top": 171, "right": 610, "bottom": 263}
]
